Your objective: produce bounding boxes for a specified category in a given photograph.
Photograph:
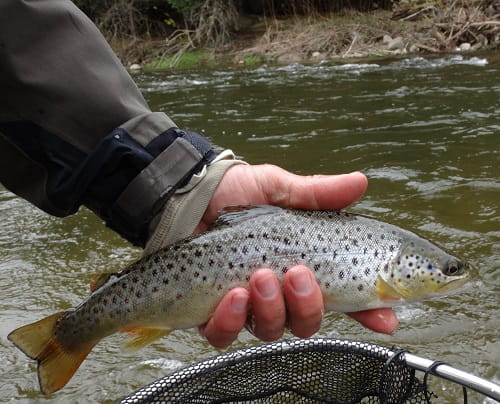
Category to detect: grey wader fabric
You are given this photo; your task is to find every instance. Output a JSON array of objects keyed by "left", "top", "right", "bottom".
[{"left": 0, "top": 0, "right": 238, "bottom": 247}]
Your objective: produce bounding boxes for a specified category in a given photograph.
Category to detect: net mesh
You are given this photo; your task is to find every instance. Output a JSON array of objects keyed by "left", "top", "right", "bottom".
[{"left": 121, "top": 338, "right": 431, "bottom": 403}]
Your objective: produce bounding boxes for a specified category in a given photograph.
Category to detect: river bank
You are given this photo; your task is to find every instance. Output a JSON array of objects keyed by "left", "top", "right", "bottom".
[{"left": 112, "top": 4, "right": 499, "bottom": 71}]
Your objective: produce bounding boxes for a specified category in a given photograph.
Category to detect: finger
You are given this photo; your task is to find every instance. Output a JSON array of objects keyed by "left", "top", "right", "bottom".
[
  {"left": 283, "top": 265, "right": 323, "bottom": 338},
  {"left": 259, "top": 167, "right": 368, "bottom": 211},
  {"left": 248, "top": 268, "right": 286, "bottom": 341},
  {"left": 348, "top": 308, "right": 399, "bottom": 334},
  {"left": 199, "top": 288, "right": 249, "bottom": 348}
]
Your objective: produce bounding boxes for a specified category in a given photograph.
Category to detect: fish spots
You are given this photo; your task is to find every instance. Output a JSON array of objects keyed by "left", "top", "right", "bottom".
[
  {"left": 242, "top": 246, "right": 249, "bottom": 255},
  {"left": 364, "top": 268, "right": 371, "bottom": 276},
  {"left": 162, "top": 278, "right": 169, "bottom": 285},
  {"left": 262, "top": 255, "right": 267, "bottom": 263},
  {"left": 300, "top": 228, "right": 305, "bottom": 235},
  {"left": 176, "top": 293, "right": 182, "bottom": 300},
  {"left": 136, "top": 291, "right": 142, "bottom": 298},
  {"left": 152, "top": 286, "right": 158, "bottom": 293},
  {"left": 339, "top": 271, "right": 345, "bottom": 280},
  {"left": 284, "top": 237, "right": 291, "bottom": 245},
  {"left": 194, "top": 272, "right": 200, "bottom": 278},
  {"left": 194, "top": 250, "right": 203, "bottom": 257},
  {"left": 367, "top": 233, "right": 373, "bottom": 240},
  {"left": 352, "top": 258, "right": 359, "bottom": 266},
  {"left": 314, "top": 264, "right": 321, "bottom": 272},
  {"left": 357, "top": 284, "right": 364, "bottom": 291},
  {"left": 166, "top": 263, "right": 174, "bottom": 270},
  {"left": 247, "top": 233, "right": 255, "bottom": 239},
  {"left": 228, "top": 262, "right": 234, "bottom": 269}
]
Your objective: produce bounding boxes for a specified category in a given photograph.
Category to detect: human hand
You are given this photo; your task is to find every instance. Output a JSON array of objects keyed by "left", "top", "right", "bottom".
[{"left": 197, "top": 164, "right": 399, "bottom": 348}]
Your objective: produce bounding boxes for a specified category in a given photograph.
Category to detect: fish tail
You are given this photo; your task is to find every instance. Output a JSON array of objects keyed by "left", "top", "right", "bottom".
[{"left": 8, "top": 311, "right": 96, "bottom": 394}]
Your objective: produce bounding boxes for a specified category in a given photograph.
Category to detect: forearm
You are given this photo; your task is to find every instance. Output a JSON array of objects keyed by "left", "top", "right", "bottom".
[{"left": 0, "top": 0, "right": 218, "bottom": 246}]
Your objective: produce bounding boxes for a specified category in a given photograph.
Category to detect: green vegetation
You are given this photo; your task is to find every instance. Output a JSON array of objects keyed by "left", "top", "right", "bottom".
[
  {"left": 144, "top": 50, "right": 211, "bottom": 70},
  {"left": 71, "top": 0, "right": 499, "bottom": 69}
]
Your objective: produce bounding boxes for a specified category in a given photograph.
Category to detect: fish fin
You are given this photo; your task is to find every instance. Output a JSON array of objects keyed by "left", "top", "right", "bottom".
[
  {"left": 89, "top": 273, "right": 114, "bottom": 292},
  {"left": 212, "top": 205, "right": 283, "bottom": 228},
  {"left": 121, "top": 326, "right": 171, "bottom": 350},
  {"left": 8, "top": 311, "right": 96, "bottom": 394},
  {"left": 376, "top": 276, "right": 403, "bottom": 302}
]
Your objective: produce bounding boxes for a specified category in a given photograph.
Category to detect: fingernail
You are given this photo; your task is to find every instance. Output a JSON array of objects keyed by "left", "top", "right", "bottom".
[
  {"left": 290, "top": 268, "right": 313, "bottom": 295},
  {"left": 231, "top": 292, "right": 248, "bottom": 313},
  {"left": 255, "top": 273, "right": 278, "bottom": 299}
]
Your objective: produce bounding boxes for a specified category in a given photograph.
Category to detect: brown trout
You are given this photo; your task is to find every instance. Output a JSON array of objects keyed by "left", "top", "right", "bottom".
[{"left": 8, "top": 205, "right": 474, "bottom": 394}]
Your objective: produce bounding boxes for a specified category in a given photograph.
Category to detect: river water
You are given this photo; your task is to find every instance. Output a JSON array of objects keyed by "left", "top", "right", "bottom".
[{"left": 0, "top": 54, "right": 498, "bottom": 403}]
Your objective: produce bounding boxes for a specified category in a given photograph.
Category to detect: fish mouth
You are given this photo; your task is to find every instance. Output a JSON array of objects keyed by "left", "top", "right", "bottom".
[{"left": 437, "top": 274, "right": 475, "bottom": 293}]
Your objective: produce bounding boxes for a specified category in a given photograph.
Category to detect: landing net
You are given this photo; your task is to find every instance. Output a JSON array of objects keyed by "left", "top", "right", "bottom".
[{"left": 121, "top": 338, "right": 500, "bottom": 403}]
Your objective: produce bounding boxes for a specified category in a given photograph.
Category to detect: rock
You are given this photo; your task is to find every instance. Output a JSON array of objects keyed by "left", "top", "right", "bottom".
[
  {"left": 459, "top": 43, "right": 471, "bottom": 52},
  {"left": 382, "top": 35, "right": 392, "bottom": 44},
  {"left": 409, "top": 44, "right": 419, "bottom": 53},
  {"left": 312, "top": 51, "right": 321, "bottom": 58},
  {"left": 129, "top": 64, "right": 142, "bottom": 71},
  {"left": 387, "top": 36, "right": 405, "bottom": 51}
]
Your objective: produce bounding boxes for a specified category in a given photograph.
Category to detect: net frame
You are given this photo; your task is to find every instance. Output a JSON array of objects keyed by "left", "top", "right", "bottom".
[{"left": 121, "top": 338, "right": 500, "bottom": 403}]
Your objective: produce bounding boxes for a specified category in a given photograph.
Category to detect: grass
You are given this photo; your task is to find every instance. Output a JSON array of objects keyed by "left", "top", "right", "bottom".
[{"left": 145, "top": 50, "right": 212, "bottom": 70}]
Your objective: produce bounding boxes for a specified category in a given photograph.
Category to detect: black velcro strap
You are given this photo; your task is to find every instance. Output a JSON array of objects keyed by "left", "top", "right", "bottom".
[{"left": 108, "top": 129, "right": 215, "bottom": 246}]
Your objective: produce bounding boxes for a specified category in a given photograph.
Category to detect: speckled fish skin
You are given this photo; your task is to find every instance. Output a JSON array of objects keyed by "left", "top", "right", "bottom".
[
  {"left": 8, "top": 205, "right": 474, "bottom": 394},
  {"left": 59, "top": 205, "right": 472, "bottom": 342}
]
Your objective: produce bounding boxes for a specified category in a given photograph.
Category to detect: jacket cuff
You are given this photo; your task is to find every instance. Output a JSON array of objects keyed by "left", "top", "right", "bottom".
[
  {"left": 85, "top": 112, "right": 215, "bottom": 246},
  {"left": 143, "top": 150, "right": 247, "bottom": 256}
]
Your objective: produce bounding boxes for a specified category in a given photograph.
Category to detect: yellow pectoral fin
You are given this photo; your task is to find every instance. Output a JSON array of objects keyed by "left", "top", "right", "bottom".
[
  {"left": 376, "top": 276, "right": 403, "bottom": 302},
  {"left": 121, "top": 326, "right": 171, "bottom": 350}
]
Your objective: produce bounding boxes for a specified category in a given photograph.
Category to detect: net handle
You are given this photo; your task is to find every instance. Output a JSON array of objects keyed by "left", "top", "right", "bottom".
[{"left": 404, "top": 353, "right": 500, "bottom": 401}]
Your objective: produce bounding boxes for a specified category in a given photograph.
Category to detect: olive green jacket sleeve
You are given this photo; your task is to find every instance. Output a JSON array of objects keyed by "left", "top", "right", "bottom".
[{"left": 0, "top": 0, "right": 220, "bottom": 246}]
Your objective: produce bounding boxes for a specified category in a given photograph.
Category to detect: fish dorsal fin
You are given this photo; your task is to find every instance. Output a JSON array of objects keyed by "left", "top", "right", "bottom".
[
  {"left": 212, "top": 205, "right": 283, "bottom": 228},
  {"left": 90, "top": 273, "right": 116, "bottom": 293}
]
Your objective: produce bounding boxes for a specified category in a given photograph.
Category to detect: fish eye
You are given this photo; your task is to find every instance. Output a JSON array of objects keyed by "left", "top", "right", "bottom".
[{"left": 443, "top": 260, "right": 462, "bottom": 276}]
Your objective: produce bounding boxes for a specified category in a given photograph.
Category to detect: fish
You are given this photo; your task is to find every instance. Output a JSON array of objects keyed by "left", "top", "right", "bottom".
[{"left": 8, "top": 205, "right": 475, "bottom": 394}]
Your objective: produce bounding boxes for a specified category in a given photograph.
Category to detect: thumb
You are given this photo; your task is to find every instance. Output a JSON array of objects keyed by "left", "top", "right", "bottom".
[
  {"left": 255, "top": 166, "right": 368, "bottom": 211},
  {"left": 199, "top": 164, "right": 368, "bottom": 229}
]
